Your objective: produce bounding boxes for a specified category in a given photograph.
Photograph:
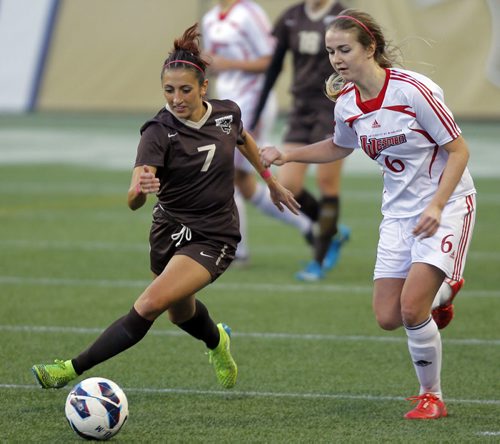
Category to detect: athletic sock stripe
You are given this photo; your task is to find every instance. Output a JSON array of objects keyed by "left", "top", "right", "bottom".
[{"left": 404, "top": 315, "right": 433, "bottom": 331}]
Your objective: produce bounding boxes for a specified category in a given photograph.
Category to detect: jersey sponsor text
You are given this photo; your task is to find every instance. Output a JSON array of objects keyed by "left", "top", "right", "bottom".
[{"left": 360, "top": 134, "right": 407, "bottom": 159}]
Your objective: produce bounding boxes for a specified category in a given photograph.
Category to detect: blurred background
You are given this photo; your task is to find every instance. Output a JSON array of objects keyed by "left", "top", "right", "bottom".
[
  {"left": 1, "top": 0, "right": 499, "bottom": 176},
  {"left": 1, "top": 0, "right": 499, "bottom": 117}
]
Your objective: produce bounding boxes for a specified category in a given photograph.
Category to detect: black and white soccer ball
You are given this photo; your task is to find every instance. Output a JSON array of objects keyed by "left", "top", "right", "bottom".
[{"left": 65, "top": 377, "right": 128, "bottom": 441}]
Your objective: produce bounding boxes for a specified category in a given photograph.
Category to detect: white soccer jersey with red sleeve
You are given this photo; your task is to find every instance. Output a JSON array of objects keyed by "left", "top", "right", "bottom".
[
  {"left": 201, "top": 0, "right": 275, "bottom": 109},
  {"left": 333, "top": 68, "right": 476, "bottom": 218}
]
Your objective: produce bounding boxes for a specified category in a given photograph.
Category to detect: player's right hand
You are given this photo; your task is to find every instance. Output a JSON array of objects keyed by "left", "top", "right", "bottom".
[
  {"left": 260, "top": 146, "right": 286, "bottom": 167},
  {"left": 138, "top": 165, "right": 160, "bottom": 194}
]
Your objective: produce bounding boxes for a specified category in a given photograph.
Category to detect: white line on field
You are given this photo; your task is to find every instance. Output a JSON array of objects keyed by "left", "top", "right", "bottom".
[
  {"left": 0, "top": 275, "right": 499, "bottom": 298},
  {"left": 1, "top": 239, "right": 500, "bottom": 260},
  {"left": 1, "top": 324, "right": 499, "bottom": 346},
  {"left": 0, "top": 275, "right": 371, "bottom": 293},
  {"left": 1, "top": 383, "right": 499, "bottom": 406}
]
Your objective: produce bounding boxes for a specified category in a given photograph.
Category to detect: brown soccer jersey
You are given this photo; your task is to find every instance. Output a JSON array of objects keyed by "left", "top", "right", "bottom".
[
  {"left": 135, "top": 99, "right": 244, "bottom": 245},
  {"left": 273, "top": 2, "right": 344, "bottom": 100}
]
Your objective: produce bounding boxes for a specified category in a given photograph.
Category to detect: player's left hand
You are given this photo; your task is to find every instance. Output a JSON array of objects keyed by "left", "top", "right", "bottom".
[
  {"left": 268, "top": 179, "right": 301, "bottom": 215},
  {"left": 413, "top": 204, "right": 442, "bottom": 238},
  {"left": 260, "top": 146, "right": 286, "bottom": 167}
]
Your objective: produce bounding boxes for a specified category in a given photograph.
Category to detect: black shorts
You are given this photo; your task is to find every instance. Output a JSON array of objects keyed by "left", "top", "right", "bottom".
[
  {"left": 283, "top": 96, "right": 335, "bottom": 144},
  {"left": 149, "top": 206, "right": 236, "bottom": 281}
]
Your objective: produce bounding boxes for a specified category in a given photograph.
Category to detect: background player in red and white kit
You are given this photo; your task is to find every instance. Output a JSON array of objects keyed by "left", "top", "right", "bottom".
[
  {"left": 31, "top": 24, "right": 299, "bottom": 391},
  {"left": 252, "top": 0, "right": 351, "bottom": 281},
  {"left": 202, "top": 0, "right": 312, "bottom": 265},
  {"left": 261, "top": 9, "right": 476, "bottom": 420}
]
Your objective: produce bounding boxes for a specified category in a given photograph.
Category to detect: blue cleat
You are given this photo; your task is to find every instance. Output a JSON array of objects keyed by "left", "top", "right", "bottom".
[
  {"left": 296, "top": 260, "right": 324, "bottom": 282},
  {"left": 322, "top": 224, "right": 351, "bottom": 271}
]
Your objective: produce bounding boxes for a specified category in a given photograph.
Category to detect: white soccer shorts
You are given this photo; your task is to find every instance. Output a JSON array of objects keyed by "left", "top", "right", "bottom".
[{"left": 374, "top": 194, "right": 476, "bottom": 281}]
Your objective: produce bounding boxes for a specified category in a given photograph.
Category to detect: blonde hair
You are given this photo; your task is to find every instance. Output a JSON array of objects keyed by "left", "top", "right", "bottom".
[{"left": 325, "top": 9, "right": 401, "bottom": 101}]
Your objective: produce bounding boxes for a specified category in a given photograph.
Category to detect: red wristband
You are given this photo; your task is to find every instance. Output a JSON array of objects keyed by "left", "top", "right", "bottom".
[{"left": 260, "top": 169, "right": 272, "bottom": 180}]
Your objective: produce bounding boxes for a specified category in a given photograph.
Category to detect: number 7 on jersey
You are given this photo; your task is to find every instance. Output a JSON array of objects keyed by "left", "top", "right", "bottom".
[{"left": 197, "top": 144, "right": 216, "bottom": 172}]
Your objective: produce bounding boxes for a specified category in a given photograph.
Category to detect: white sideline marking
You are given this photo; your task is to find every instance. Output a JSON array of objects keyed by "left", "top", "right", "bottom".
[
  {"left": 1, "top": 324, "right": 499, "bottom": 346},
  {"left": 477, "top": 432, "right": 500, "bottom": 436},
  {"left": 1, "top": 239, "right": 500, "bottom": 261},
  {"left": 0, "top": 275, "right": 499, "bottom": 298},
  {"left": 1, "top": 383, "right": 499, "bottom": 406},
  {"left": 1, "top": 124, "right": 499, "bottom": 177},
  {"left": 0, "top": 239, "right": 146, "bottom": 252},
  {"left": 0, "top": 275, "right": 372, "bottom": 294}
]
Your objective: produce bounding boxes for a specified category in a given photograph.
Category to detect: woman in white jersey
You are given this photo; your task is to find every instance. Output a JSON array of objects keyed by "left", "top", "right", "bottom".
[
  {"left": 202, "top": 0, "right": 313, "bottom": 264},
  {"left": 261, "top": 9, "right": 476, "bottom": 420}
]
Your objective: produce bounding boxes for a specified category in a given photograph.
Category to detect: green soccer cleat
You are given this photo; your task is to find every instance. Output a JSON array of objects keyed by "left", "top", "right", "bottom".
[
  {"left": 208, "top": 323, "right": 237, "bottom": 389},
  {"left": 31, "top": 359, "right": 77, "bottom": 389}
]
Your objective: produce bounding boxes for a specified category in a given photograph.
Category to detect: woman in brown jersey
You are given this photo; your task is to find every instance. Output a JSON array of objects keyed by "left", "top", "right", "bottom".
[
  {"left": 252, "top": 0, "right": 351, "bottom": 282},
  {"left": 31, "top": 24, "right": 299, "bottom": 392}
]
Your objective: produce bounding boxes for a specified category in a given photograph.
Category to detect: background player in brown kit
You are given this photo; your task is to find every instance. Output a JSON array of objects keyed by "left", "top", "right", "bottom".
[
  {"left": 202, "top": 0, "right": 314, "bottom": 266},
  {"left": 31, "top": 24, "right": 299, "bottom": 391},
  {"left": 252, "top": 0, "right": 351, "bottom": 282}
]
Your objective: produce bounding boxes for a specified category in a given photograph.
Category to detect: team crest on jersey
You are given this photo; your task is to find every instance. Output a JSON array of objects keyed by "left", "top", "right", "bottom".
[{"left": 215, "top": 115, "right": 233, "bottom": 135}]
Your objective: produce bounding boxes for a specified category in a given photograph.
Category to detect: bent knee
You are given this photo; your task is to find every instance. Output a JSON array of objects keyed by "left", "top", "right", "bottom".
[
  {"left": 135, "top": 291, "right": 171, "bottom": 320},
  {"left": 377, "top": 320, "right": 401, "bottom": 331},
  {"left": 374, "top": 313, "right": 402, "bottom": 331},
  {"left": 401, "top": 306, "right": 429, "bottom": 327}
]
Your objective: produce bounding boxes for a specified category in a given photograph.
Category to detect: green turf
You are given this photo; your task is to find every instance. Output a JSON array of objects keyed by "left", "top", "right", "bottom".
[{"left": 0, "top": 157, "right": 499, "bottom": 441}]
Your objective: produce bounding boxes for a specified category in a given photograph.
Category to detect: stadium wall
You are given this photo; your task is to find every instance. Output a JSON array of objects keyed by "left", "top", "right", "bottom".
[
  {"left": 2, "top": 0, "right": 499, "bottom": 119},
  {"left": 0, "top": 0, "right": 59, "bottom": 111}
]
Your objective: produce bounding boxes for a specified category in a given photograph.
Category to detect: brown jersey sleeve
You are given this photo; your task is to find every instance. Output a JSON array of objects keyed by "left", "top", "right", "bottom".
[{"left": 134, "top": 123, "right": 169, "bottom": 168}]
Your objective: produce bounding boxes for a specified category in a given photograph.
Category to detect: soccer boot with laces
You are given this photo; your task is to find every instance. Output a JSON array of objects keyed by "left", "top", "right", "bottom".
[
  {"left": 295, "top": 260, "right": 324, "bottom": 282},
  {"left": 432, "top": 278, "right": 465, "bottom": 329},
  {"left": 31, "top": 359, "right": 77, "bottom": 389},
  {"left": 208, "top": 323, "right": 237, "bottom": 389},
  {"left": 322, "top": 224, "right": 351, "bottom": 271},
  {"left": 404, "top": 393, "right": 448, "bottom": 419}
]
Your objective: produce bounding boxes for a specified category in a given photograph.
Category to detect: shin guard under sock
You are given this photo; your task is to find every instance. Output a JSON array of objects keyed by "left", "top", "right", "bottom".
[
  {"left": 177, "top": 299, "right": 220, "bottom": 349},
  {"left": 314, "top": 196, "right": 339, "bottom": 263},
  {"left": 72, "top": 307, "right": 153, "bottom": 375},
  {"left": 296, "top": 189, "right": 319, "bottom": 221},
  {"left": 405, "top": 316, "right": 443, "bottom": 396}
]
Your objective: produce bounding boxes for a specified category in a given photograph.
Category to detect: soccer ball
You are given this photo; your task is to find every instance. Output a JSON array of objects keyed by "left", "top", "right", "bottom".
[{"left": 65, "top": 377, "right": 128, "bottom": 441}]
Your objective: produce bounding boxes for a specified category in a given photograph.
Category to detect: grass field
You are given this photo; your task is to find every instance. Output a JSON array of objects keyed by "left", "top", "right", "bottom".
[{"left": 0, "top": 114, "right": 499, "bottom": 442}]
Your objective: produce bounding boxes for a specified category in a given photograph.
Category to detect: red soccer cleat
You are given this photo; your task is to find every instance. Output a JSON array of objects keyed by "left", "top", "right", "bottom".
[
  {"left": 432, "top": 278, "right": 465, "bottom": 329},
  {"left": 404, "top": 393, "right": 448, "bottom": 419}
]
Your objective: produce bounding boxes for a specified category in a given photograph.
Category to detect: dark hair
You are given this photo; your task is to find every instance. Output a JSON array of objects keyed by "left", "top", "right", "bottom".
[
  {"left": 161, "top": 23, "right": 210, "bottom": 84},
  {"left": 325, "top": 9, "right": 400, "bottom": 100}
]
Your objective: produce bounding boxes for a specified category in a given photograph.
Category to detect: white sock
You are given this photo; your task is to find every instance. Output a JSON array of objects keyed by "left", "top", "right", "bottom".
[
  {"left": 234, "top": 191, "right": 248, "bottom": 259},
  {"left": 431, "top": 281, "right": 453, "bottom": 309},
  {"left": 405, "top": 316, "right": 442, "bottom": 398},
  {"left": 250, "top": 183, "right": 312, "bottom": 234}
]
